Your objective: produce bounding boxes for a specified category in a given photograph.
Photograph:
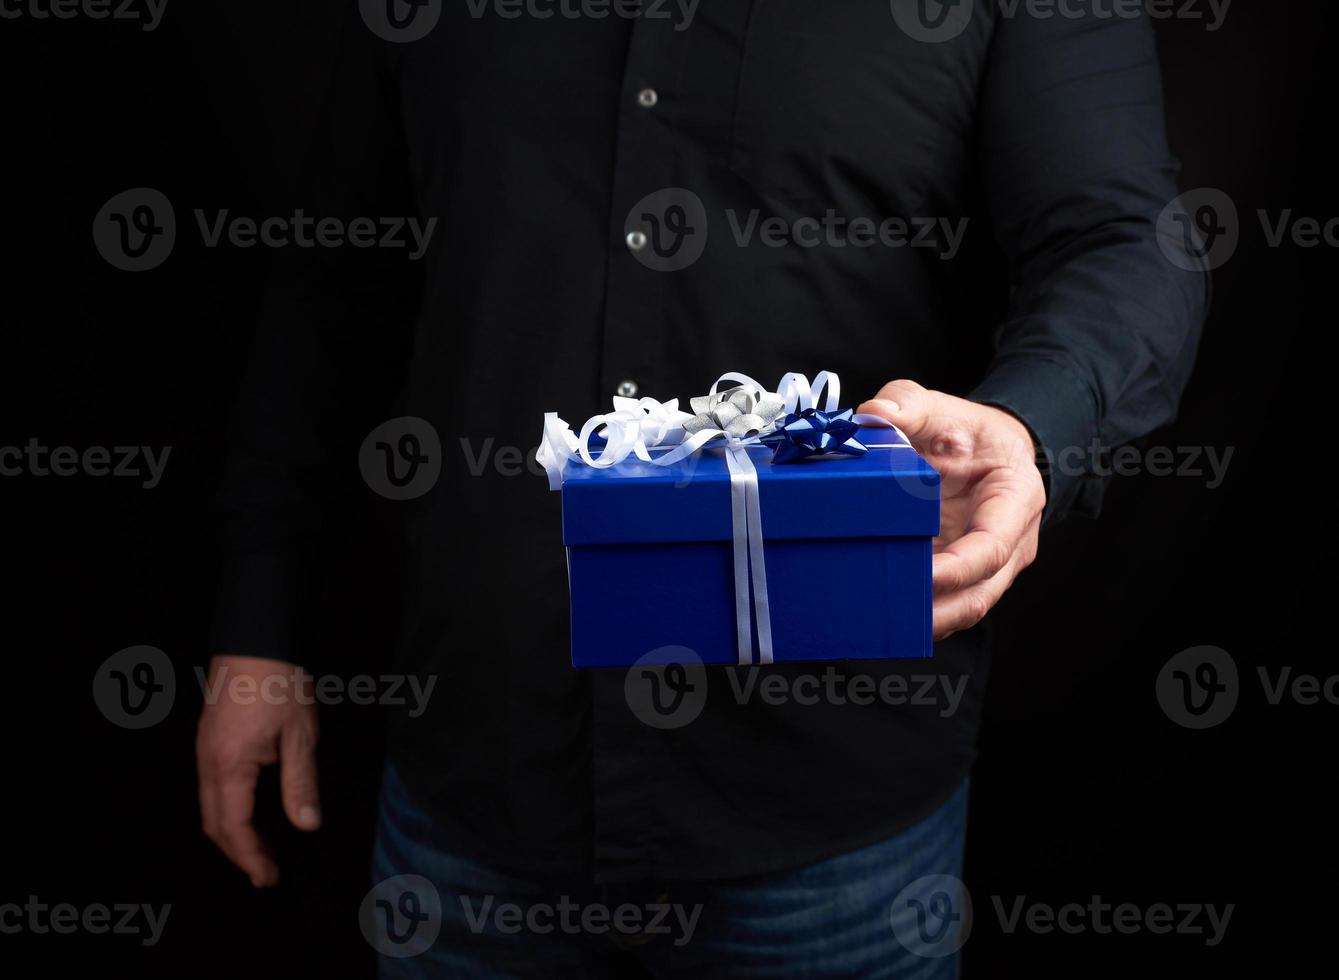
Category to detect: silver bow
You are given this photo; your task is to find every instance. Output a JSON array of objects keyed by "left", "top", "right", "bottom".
[{"left": 684, "top": 385, "right": 788, "bottom": 440}]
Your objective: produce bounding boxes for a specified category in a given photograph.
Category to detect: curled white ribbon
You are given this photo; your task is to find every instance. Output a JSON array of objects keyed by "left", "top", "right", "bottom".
[{"left": 540, "top": 372, "right": 882, "bottom": 665}]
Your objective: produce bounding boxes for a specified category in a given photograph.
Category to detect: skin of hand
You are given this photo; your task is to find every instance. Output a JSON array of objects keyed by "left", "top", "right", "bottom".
[
  {"left": 196, "top": 655, "right": 321, "bottom": 887},
  {"left": 857, "top": 380, "right": 1046, "bottom": 640}
]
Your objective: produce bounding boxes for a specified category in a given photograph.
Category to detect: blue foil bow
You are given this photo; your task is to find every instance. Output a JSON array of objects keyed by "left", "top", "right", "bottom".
[{"left": 759, "top": 407, "right": 869, "bottom": 463}]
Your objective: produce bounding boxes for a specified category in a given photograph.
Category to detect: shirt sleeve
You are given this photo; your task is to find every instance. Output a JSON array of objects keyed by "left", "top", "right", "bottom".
[
  {"left": 966, "top": 8, "right": 1210, "bottom": 525},
  {"left": 209, "top": 17, "right": 418, "bottom": 669}
]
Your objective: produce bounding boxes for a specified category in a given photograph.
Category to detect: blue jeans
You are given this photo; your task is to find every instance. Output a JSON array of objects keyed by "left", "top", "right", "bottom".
[{"left": 369, "top": 764, "right": 968, "bottom": 978}]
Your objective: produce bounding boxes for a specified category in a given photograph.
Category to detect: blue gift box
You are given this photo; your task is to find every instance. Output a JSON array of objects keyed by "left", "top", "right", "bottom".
[{"left": 558, "top": 425, "right": 940, "bottom": 668}]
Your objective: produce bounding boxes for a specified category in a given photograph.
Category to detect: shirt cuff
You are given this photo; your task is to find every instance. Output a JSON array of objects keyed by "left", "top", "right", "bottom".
[
  {"left": 209, "top": 549, "right": 312, "bottom": 669},
  {"left": 968, "top": 355, "right": 1105, "bottom": 526}
]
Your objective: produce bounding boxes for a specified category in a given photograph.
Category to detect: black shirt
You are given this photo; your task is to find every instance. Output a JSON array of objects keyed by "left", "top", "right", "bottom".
[{"left": 213, "top": 1, "right": 1206, "bottom": 883}]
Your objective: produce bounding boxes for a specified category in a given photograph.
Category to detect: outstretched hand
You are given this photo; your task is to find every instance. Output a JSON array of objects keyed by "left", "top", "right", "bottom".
[{"left": 857, "top": 380, "right": 1046, "bottom": 640}]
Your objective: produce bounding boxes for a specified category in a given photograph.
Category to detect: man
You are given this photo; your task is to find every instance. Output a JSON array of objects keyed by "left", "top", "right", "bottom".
[{"left": 197, "top": 2, "right": 1207, "bottom": 976}]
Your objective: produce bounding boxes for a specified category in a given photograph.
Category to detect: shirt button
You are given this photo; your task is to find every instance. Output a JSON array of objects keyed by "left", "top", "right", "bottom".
[
  {"left": 637, "top": 88, "right": 658, "bottom": 108},
  {"left": 617, "top": 379, "right": 639, "bottom": 397},
  {"left": 626, "top": 230, "right": 647, "bottom": 252}
]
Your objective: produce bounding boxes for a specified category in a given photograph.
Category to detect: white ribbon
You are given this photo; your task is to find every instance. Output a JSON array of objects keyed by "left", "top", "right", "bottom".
[
  {"left": 722, "top": 442, "right": 773, "bottom": 663},
  {"left": 539, "top": 372, "right": 891, "bottom": 665}
]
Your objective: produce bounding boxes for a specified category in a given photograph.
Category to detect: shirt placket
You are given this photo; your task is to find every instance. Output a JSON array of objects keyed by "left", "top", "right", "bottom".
[
  {"left": 598, "top": 14, "right": 681, "bottom": 405},
  {"left": 590, "top": 12, "right": 686, "bottom": 883}
]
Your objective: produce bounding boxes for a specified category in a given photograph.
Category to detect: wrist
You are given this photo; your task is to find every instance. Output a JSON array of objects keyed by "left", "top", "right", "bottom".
[{"left": 977, "top": 402, "right": 1048, "bottom": 500}]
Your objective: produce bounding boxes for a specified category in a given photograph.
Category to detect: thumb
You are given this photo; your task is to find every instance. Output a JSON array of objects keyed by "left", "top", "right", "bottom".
[
  {"left": 279, "top": 716, "right": 322, "bottom": 832},
  {"left": 856, "top": 379, "right": 934, "bottom": 440}
]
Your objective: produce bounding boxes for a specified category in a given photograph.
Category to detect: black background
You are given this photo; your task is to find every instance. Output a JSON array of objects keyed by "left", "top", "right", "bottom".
[{"left": 3, "top": 1, "right": 1333, "bottom": 975}]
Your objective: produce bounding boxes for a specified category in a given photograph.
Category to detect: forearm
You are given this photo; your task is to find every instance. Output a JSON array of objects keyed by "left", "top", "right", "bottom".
[{"left": 971, "top": 8, "right": 1209, "bottom": 523}]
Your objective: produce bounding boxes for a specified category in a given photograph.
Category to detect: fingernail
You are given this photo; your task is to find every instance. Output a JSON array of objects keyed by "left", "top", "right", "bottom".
[
  {"left": 877, "top": 399, "right": 901, "bottom": 413},
  {"left": 299, "top": 804, "right": 321, "bottom": 828}
]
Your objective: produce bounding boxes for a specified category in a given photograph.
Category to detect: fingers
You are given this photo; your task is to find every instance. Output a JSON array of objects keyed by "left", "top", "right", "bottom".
[
  {"left": 933, "top": 529, "right": 1011, "bottom": 596},
  {"left": 200, "top": 752, "right": 279, "bottom": 888},
  {"left": 196, "top": 656, "right": 325, "bottom": 888},
  {"left": 859, "top": 380, "right": 1046, "bottom": 640},
  {"left": 933, "top": 568, "right": 1009, "bottom": 641},
  {"left": 856, "top": 379, "right": 932, "bottom": 439},
  {"left": 933, "top": 513, "right": 1041, "bottom": 640},
  {"left": 932, "top": 487, "right": 1033, "bottom": 595},
  {"left": 279, "top": 716, "right": 322, "bottom": 832}
]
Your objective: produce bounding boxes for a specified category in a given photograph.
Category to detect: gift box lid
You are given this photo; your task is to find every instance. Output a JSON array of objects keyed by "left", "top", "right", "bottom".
[{"left": 560, "top": 425, "right": 940, "bottom": 546}]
